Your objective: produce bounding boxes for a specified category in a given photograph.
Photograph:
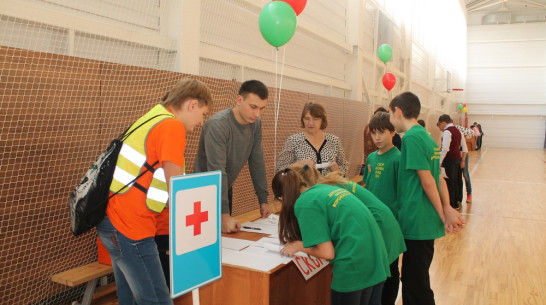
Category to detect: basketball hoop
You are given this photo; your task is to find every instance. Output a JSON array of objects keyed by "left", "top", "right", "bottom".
[{"left": 452, "top": 88, "right": 464, "bottom": 92}]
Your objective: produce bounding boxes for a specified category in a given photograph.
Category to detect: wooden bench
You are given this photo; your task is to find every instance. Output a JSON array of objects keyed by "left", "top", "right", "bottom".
[{"left": 52, "top": 261, "right": 115, "bottom": 305}]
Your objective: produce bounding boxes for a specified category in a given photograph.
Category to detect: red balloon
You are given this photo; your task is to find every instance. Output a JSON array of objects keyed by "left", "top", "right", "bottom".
[
  {"left": 463, "top": 103, "right": 467, "bottom": 107},
  {"left": 382, "top": 73, "right": 396, "bottom": 91},
  {"left": 274, "top": 0, "right": 307, "bottom": 16}
]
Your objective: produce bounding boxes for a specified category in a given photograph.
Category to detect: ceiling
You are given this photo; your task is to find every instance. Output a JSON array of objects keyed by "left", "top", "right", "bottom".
[
  {"left": 465, "top": 0, "right": 546, "bottom": 24},
  {"left": 466, "top": 0, "right": 546, "bottom": 13}
]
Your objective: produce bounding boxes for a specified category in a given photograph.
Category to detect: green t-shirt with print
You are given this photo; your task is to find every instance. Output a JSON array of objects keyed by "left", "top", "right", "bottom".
[
  {"left": 397, "top": 125, "right": 445, "bottom": 240},
  {"left": 362, "top": 146, "right": 400, "bottom": 217},
  {"left": 339, "top": 181, "right": 406, "bottom": 263},
  {"left": 295, "top": 184, "right": 390, "bottom": 292}
]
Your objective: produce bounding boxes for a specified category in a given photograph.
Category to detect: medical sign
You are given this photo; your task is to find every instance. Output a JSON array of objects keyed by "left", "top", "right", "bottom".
[{"left": 170, "top": 171, "right": 222, "bottom": 298}]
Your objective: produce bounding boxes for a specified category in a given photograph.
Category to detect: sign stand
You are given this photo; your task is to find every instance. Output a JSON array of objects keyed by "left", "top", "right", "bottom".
[{"left": 192, "top": 289, "right": 200, "bottom": 305}]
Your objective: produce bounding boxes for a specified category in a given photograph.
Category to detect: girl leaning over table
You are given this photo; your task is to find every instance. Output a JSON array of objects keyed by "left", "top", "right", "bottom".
[{"left": 272, "top": 168, "right": 390, "bottom": 305}]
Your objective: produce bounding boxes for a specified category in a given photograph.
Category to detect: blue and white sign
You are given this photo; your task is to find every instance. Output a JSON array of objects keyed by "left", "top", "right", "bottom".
[{"left": 169, "top": 171, "right": 222, "bottom": 298}]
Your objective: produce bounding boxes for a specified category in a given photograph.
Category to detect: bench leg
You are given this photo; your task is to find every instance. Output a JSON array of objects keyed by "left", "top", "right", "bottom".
[
  {"left": 77, "top": 278, "right": 98, "bottom": 305},
  {"left": 99, "top": 275, "right": 108, "bottom": 286}
]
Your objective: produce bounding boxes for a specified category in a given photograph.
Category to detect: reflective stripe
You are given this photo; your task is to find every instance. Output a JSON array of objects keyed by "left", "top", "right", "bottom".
[
  {"left": 147, "top": 186, "right": 169, "bottom": 203},
  {"left": 153, "top": 168, "right": 166, "bottom": 182},
  {"left": 119, "top": 144, "right": 146, "bottom": 167},
  {"left": 146, "top": 198, "right": 166, "bottom": 213},
  {"left": 112, "top": 167, "right": 137, "bottom": 186}
]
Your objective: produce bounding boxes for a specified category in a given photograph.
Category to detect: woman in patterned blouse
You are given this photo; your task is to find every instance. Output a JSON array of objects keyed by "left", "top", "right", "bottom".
[{"left": 275, "top": 102, "right": 349, "bottom": 176}]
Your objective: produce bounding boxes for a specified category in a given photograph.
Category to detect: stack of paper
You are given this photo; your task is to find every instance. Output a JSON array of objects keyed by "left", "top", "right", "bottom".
[{"left": 240, "top": 214, "right": 279, "bottom": 236}]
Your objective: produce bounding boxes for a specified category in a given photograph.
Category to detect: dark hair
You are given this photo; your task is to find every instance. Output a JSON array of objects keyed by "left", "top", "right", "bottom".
[
  {"left": 373, "top": 107, "right": 388, "bottom": 114},
  {"left": 417, "top": 119, "right": 426, "bottom": 127},
  {"left": 300, "top": 102, "right": 328, "bottom": 129},
  {"left": 438, "top": 114, "right": 453, "bottom": 124},
  {"left": 161, "top": 79, "right": 213, "bottom": 110},
  {"left": 238, "top": 80, "right": 269, "bottom": 100},
  {"left": 369, "top": 112, "right": 395, "bottom": 132},
  {"left": 389, "top": 92, "right": 421, "bottom": 119},
  {"left": 272, "top": 169, "right": 305, "bottom": 244}
]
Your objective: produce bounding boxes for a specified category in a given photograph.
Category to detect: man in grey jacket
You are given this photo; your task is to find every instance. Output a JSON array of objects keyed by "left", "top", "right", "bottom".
[{"left": 194, "top": 80, "right": 272, "bottom": 233}]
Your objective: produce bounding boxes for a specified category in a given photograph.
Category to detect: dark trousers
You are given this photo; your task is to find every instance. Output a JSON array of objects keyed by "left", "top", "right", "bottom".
[
  {"left": 443, "top": 158, "right": 461, "bottom": 208},
  {"left": 155, "top": 235, "right": 170, "bottom": 290},
  {"left": 456, "top": 164, "right": 464, "bottom": 203},
  {"left": 382, "top": 257, "right": 400, "bottom": 305},
  {"left": 330, "top": 282, "right": 384, "bottom": 305},
  {"left": 476, "top": 135, "right": 483, "bottom": 150},
  {"left": 401, "top": 239, "right": 435, "bottom": 305}
]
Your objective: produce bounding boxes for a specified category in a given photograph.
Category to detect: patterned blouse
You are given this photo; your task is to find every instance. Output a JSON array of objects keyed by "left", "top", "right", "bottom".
[
  {"left": 455, "top": 125, "right": 475, "bottom": 139},
  {"left": 275, "top": 132, "right": 349, "bottom": 176}
]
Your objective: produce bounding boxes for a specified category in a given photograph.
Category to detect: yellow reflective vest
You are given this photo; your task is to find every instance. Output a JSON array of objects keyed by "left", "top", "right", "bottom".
[{"left": 109, "top": 104, "right": 176, "bottom": 213}]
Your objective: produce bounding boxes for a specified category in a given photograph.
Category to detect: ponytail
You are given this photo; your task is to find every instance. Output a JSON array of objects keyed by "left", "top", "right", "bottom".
[{"left": 272, "top": 168, "right": 304, "bottom": 243}]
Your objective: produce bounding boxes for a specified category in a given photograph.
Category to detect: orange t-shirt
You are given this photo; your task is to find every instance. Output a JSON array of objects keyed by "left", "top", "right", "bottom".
[
  {"left": 106, "top": 117, "right": 186, "bottom": 240},
  {"left": 155, "top": 208, "right": 170, "bottom": 236}
]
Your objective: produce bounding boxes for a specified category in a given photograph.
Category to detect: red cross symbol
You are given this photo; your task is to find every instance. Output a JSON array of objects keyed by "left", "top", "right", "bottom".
[{"left": 186, "top": 201, "right": 209, "bottom": 236}]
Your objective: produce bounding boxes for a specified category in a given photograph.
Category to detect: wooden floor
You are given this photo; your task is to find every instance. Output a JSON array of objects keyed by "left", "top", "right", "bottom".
[
  {"left": 416, "top": 147, "right": 546, "bottom": 305},
  {"left": 94, "top": 147, "right": 546, "bottom": 305}
]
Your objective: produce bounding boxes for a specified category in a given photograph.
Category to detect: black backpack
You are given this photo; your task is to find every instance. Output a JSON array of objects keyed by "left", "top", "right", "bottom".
[{"left": 69, "top": 114, "right": 170, "bottom": 236}]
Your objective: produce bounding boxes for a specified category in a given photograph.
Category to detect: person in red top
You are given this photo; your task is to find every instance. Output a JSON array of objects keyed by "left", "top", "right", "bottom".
[{"left": 97, "top": 79, "right": 213, "bottom": 305}]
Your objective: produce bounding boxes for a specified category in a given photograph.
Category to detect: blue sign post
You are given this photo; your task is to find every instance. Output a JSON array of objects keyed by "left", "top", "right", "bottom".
[{"left": 169, "top": 171, "right": 222, "bottom": 299}]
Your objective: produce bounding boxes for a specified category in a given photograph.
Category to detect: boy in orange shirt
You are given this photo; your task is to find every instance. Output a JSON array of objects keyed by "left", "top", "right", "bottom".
[{"left": 97, "top": 79, "right": 213, "bottom": 305}]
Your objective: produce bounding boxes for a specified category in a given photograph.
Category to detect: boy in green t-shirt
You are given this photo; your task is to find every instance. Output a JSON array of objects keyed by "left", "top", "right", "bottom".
[
  {"left": 362, "top": 111, "right": 403, "bottom": 305},
  {"left": 388, "top": 92, "right": 465, "bottom": 305}
]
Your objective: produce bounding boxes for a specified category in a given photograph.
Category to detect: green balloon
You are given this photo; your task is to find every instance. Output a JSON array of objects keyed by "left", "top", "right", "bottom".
[
  {"left": 259, "top": 1, "right": 297, "bottom": 47},
  {"left": 458, "top": 104, "right": 464, "bottom": 110},
  {"left": 377, "top": 44, "right": 393, "bottom": 63}
]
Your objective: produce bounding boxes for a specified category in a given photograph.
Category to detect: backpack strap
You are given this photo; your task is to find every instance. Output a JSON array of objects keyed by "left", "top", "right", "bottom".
[
  {"left": 108, "top": 113, "right": 172, "bottom": 198},
  {"left": 118, "top": 113, "right": 173, "bottom": 141},
  {"left": 109, "top": 160, "right": 160, "bottom": 199}
]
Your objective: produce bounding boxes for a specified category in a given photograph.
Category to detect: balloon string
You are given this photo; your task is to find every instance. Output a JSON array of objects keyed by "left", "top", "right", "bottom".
[
  {"left": 273, "top": 47, "right": 286, "bottom": 168},
  {"left": 274, "top": 48, "right": 278, "bottom": 168}
]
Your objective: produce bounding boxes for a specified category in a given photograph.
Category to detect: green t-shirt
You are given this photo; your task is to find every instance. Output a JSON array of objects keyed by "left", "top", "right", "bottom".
[
  {"left": 339, "top": 181, "right": 406, "bottom": 263},
  {"left": 362, "top": 146, "right": 400, "bottom": 217},
  {"left": 398, "top": 125, "right": 445, "bottom": 240},
  {"left": 295, "top": 184, "right": 390, "bottom": 292}
]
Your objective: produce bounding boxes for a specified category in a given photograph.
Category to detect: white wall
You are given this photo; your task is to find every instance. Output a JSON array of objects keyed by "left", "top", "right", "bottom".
[
  {"left": 0, "top": 0, "right": 468, "bottom": 119},
  {"left": 467, "top": 22, "right": 546, "bottom": 148}
]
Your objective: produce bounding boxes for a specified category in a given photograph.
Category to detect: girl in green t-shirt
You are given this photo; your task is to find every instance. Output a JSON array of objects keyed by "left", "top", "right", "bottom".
[
  {"left": 272, "top": 168, "right": 390, "bottom": 305},
  {"left": 294, "top": 165, "right": 406, "bottom": 305}
]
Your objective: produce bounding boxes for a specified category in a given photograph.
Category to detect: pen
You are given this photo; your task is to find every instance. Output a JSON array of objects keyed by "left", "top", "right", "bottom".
[{"left": 242, "top": 226, "right": 262, "bottom": 230}]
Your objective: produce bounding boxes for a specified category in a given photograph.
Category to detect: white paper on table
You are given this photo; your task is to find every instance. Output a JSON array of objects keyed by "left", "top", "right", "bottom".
[
  {"left": 315, "top": 162, "right": 331, "bottom": 169},
  {"left": 240, "top": 222, "right": 277, "bottom": 235},
  {"left": 221, "top": 248, "right": 239, "bottom": 262},
  {"left": 264, "top": 242, "right": 307, "bottom": 258},
  {"left": 221, "top": 251, "right": 283, "bottom": 272},
  {"left": 240, "top": 214, "right": 279, "bottom": 234},
  {"left": 249, "top": 214, "right": 279, "bottom": 226},
  {"left": 252, "top": 236, "right": 281, "bottom": 248},
  {"left": 240, "top": 245, "right": 293, "bottom": 264},
  {"left": 268, "top": 231, "right": 279, "bottom": 238},
  {"left": 221, "top": 236, "right": 253, "bottom": 251}
]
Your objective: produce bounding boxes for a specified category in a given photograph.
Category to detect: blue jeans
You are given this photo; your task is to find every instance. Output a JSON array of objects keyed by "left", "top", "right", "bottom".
[
  {"left": 97, "top": 216, "right": 172, "bottom": 305},
  {"left": 462, "top": 154, "right": 472, "bottom": 195}
]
